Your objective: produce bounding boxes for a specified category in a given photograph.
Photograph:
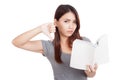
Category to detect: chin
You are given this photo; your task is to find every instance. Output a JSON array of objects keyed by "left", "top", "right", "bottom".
[{"left": 66, "top": 34, "right": 73, "bottom": 37}]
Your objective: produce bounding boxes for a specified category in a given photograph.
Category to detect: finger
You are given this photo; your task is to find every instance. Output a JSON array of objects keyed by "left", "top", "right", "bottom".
[
  {"left": 49, "top": 23, "right": 56, "bottom": 33},
  {"left": 89, "top": 65, "right": 95, "bottom": 72},
  {"left": 86, "top": 65, "right": 91, "bottom": 72},
  {"left": 48, "top": 23, "right": 55, "bottom": 28},
  {"left": 47, "top": 34, "right": 53, "bottom": 41},
  {"left": 94, "top": 64, "right": 98, "bottom": 70},
  {"left": 50, "top": 27, "right": 56, "bottom": 33},
  {"left": 45, "top": 31, "right": 53, "bottom": 41}
]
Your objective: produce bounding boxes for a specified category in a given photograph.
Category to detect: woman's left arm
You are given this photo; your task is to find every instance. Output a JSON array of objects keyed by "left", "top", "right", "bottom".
[{"left": 84, "top": 64, "right": 98, "bottom": 78}]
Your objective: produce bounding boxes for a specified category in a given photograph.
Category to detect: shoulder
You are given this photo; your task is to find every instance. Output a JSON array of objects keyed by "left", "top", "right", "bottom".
[
  {"left": 41, "top": 40, "right": 54, "bottom": 50},
  {"left": 82, "top": 36, "right": 91, "bottom": 42},
  {"left": 41, "top": 40, "right": 54, "bottom": 56},
  {"left": 41, "top": 40, "right": 53, "bottom": 45}
]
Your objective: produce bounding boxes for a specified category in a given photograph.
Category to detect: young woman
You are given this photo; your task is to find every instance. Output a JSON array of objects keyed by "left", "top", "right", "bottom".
[{"left": 12, "top": 4, "right": 98, "bottom": 80}]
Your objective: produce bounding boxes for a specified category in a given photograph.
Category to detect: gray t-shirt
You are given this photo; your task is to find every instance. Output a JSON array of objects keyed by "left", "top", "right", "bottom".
[{"left": 41, "top": 37, "right": 90, "bottom": 80}]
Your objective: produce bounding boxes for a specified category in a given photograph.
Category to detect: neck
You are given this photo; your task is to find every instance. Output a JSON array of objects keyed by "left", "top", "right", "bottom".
[
  {"left": 60, "top": 36, "right": 68, "bottom": 44},
  {"left": 60, "top": 36, "right": 70, "bottom": 49},
  {"left": 60, "top": 36, "right": 72, "bottom": 54}
]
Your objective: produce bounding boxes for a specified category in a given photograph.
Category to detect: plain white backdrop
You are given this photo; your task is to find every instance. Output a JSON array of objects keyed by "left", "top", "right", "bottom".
[{"left": 0, "top": 0, "right": 120, "bottom": 80}]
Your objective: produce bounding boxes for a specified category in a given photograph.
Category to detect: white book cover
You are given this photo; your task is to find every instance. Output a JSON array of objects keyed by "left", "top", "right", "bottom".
[{"left": 70, "top": 34, "right": 109, "bottom": 70}]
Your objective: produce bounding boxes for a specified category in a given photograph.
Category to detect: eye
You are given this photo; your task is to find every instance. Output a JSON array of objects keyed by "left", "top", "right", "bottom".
[{"left": 64, "top": 20, "right": 68, "bottom": 23}]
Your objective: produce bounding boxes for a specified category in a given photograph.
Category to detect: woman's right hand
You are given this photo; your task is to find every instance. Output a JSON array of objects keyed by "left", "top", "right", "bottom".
[
  {"left": 12, "top": 22, "right": 56, "bottom": 53},
  {"left": 39, "top": 23, "right": 56, "bottom": 41}
]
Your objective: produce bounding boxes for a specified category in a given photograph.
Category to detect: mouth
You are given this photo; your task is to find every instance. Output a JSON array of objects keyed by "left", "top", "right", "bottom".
[{"left": 67, "top": 30, "right": 74, "bottom": 34}]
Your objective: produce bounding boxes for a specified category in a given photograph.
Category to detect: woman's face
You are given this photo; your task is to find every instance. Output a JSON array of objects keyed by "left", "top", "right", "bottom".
[{"left": 55, "top": 12, "right": 77, "bottom": 38}]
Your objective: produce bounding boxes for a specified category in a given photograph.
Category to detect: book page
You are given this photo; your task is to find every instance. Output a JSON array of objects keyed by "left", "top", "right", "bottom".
[
  {"left": 70, "top": 35, "right": 109, "bottom": 70},
  {"left": 94, "top": 35, "right": 109, "bottom": 64},
  {"left": 70, "top": 39, "right": 95, "bottom": 70}
]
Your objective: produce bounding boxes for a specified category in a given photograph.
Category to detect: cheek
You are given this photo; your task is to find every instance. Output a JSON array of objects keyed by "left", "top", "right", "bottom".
[
  {"left": 58, "top": 26, "right": 66, "bottom": 33},
  {"left": 73, "top": 25, "right": 77, "bottom": 31},
  {"left": 57, "top": 25, "right": 67, "bottom": 35},
  {"left": 57, "top": 23, "right": 66, "bottom": 30}
]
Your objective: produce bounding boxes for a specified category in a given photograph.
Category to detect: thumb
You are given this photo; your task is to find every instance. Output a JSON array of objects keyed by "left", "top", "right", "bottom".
[{"left": 46, "top": 33, "right": 53, "bottom": 41}]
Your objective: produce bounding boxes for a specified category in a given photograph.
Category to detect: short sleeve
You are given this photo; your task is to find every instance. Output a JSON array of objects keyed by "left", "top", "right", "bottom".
[{"left": 41, "top": 40, "right": 54, "bottom": 57}]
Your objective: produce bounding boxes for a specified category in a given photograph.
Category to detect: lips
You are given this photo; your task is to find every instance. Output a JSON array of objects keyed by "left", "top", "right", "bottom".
[{"left": 67, "top": 30, "right": 74, "bottom": 34}]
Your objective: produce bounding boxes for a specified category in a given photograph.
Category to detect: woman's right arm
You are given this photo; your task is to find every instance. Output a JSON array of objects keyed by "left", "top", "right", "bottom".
[{"left": 12, "top": 23, "right": 55, "bottom": 53}]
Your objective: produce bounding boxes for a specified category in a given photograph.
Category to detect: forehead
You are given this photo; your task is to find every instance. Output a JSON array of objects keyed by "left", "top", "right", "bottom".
[{"left": 59, "top": 12, "right": 76, "bottom": 20}]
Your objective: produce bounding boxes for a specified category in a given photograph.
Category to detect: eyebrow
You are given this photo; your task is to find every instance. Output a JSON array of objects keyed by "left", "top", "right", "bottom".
[{"left": 64, "top": 18, "right": 76, "bottom": 22}]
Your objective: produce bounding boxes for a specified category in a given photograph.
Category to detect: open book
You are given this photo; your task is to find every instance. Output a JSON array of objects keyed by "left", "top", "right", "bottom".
[{"left": 70, "top": 34, "right": 109, "bottom": 70}]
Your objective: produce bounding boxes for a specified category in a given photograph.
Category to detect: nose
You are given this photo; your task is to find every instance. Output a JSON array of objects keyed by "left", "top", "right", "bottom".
[{"left": 68, "top": 23, "right": 74, "bottom": 29}]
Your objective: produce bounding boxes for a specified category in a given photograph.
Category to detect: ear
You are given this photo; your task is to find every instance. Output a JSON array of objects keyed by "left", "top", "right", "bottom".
[{"left": 54, "top": 19, "right": 58, "bottom": 27}]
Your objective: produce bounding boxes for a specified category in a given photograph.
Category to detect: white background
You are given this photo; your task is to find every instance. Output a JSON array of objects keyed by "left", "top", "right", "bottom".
[{"left": 0, "top": 0, "right": 120, "bottom": 80}]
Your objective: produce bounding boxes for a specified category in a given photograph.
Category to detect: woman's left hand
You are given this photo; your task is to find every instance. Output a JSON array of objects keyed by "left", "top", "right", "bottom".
[{"left": 84, "top": 64, "right": 98, "bottom": 78}]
